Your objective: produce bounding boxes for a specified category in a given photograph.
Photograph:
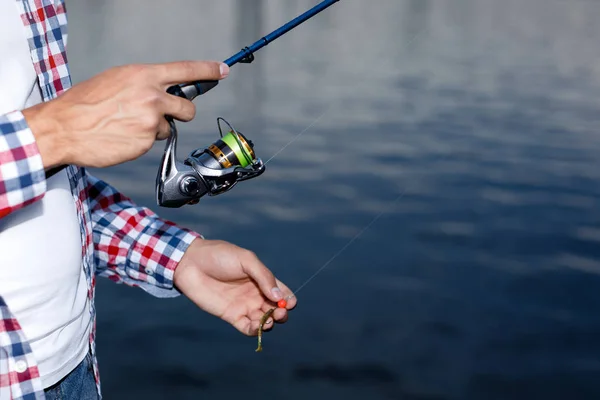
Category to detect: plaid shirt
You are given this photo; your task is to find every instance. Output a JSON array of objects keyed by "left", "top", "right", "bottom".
[{"left": 0, "top": 1, "right": 200, "bottom": 398}]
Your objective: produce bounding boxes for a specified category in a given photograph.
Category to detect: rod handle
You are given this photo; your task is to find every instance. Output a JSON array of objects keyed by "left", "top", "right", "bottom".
[{"left": 166, "top": 80, "right": 219, "bottom": 101}]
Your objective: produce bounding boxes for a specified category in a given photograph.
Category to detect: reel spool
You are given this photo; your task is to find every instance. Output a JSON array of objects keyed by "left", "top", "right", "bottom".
[{"left": 156, "top": 117, "right": 265, "bottom": 208}]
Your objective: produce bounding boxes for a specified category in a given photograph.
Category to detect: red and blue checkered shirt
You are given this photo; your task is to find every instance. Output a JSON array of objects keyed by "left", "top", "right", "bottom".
[{"left": 0, "top": 1, "right": 200, "bottom": 398}]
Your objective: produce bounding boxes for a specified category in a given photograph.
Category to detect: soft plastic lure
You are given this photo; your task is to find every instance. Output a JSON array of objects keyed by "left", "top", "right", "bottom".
[{"left": 255, "top": 308, "right": 276, "bottom": 352}]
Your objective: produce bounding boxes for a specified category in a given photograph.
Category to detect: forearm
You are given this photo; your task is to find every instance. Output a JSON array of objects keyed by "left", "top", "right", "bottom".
[
  {"left": 87, "top": 172, "right": 201, "bottom": 297},
  {"left": 22, "top": 101, "right": 68, "bottom": 169}
]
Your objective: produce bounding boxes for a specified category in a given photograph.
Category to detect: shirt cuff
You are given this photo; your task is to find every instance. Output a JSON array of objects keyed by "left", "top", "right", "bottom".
[
  {"left": 126, "top": 223, "right": 203, "bottom": 298},
  {"left": 0, "top": 111, "right": 47, "bottom": 217}
]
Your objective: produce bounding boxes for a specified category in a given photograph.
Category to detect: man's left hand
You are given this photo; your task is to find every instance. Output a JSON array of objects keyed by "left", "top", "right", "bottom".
[{"left": 173, "top": 238, "right": 296, "bottom": 335}]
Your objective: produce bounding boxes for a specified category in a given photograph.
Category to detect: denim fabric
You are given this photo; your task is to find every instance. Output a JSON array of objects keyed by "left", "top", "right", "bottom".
[{"left": 44, "top": 352, "right": 98, "bottom": 400}]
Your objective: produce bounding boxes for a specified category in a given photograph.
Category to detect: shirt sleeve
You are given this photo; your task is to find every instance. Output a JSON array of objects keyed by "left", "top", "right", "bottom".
[
  {"left": 0, "top": 111, "right": 47, "bottom": 219},
  {"left": 0, "top": 296, "right": 45, "bottom": 399},
  {"left": 85, "top": 171, "right": 201, "bottom": 298},
  {"left": 53, "top": 0, "right": 68, "bottom": 46}
]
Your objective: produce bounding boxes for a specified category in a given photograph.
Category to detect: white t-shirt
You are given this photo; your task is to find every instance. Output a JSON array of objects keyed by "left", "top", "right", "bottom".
[{"left": 0, "top": 0, "right": 92, "bottom": 388}]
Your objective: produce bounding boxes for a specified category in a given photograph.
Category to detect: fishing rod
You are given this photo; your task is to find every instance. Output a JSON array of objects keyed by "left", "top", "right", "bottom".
[
  {"left": 157, "top": 0, "right": 340, "bottom": 207},
  {"left": 44, "top": 0, "right": 341, "bottom": 201},
  {"left": 166, "top": 0, "right": 340, "bottom": 101}
]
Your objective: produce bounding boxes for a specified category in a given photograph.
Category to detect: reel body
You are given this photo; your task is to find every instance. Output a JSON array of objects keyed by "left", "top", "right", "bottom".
[{"left": 156, "top": 118, "right": 265, "bottom": 208}]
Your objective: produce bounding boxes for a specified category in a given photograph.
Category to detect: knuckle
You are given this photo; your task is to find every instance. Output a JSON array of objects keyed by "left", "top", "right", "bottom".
[
  {"left": 123, "top": 63, "right": 147, "bottom": 77},
  {"left": 243, "top": 249, "right": 258, "bottom": 261},
  {"left": 142, "top": 112, "right": 160, "bottom": 130},
  {"left": 152, "top": 95, "right": 163, "bottom": 109},
  {"left": 111, "top": 64, "right": 128, "bottom": 74},
  {"left": 149, "top": 89, "right": 162, "bottom": 104},
  {"left": 142, "top": 89, "right": 162, "bottom": 108}
]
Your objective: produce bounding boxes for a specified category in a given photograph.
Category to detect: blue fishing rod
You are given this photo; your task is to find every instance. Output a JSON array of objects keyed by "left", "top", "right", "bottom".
[
  {"left": 167, "top": 0, "right": 340, "bottom": 101},
  {"left": 44, "top": 0, "right": 340, "bottom": 183},
  {"left": 156, "top": 0, "right": 341, "bottom": 207}
]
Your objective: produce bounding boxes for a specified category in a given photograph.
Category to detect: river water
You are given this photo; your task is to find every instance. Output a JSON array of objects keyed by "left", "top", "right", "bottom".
[{"left": 65, "top": 0, "right": 600, "bottom": 398}]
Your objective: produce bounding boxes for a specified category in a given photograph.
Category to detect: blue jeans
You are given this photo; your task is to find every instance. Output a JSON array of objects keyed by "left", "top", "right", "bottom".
[{"left": 44, "top": 351, "right": 98, "bottom": 400}]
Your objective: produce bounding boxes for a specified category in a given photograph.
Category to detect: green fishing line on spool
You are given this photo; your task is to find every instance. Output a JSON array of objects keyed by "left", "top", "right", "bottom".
[
  {"left": 207, "top": 125, "right": 256, "bottom": 170},
  {"left": 220, "top": 131, "right": 255, "bottom": 167}
]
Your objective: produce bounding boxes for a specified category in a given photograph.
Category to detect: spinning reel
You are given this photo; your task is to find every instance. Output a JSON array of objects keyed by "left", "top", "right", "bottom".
[
  {"left": 156, "top": 117, "right": 264, "bottom": 208},
  {"left": 154, "top": 0, "right": 339, "bottom": 208},
  {"left": 42, "top": 0, "right": 339, "bottom": 206}
]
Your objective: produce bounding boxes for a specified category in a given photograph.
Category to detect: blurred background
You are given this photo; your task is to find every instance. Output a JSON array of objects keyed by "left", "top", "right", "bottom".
[{"left": 66, "top": 0, "right": 600, "bottom": 399}]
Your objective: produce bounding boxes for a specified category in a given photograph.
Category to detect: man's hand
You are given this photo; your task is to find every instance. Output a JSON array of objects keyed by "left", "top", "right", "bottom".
[
  {"left": 22, "top": 61, "right": 229, "bottom": 169},
  {"left": 173, "top": 239, "right": 297, "bottom": 336}
]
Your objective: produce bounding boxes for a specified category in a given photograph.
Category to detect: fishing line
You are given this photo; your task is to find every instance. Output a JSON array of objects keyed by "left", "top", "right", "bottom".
[
  {"left": 264, "top": 105, "right": 332, "bottom": 166},
  {"left": 264, "top": 25, "right": 423, "bottom": 168},
  {"left": 262, "top": 19, "right": 425, "bottom": 168},
  {"left": 274, "top": 33, "right": 430, "bottom": 301},
  {"left": 285, "top": 189, "right": 407, "bottom": 300}
]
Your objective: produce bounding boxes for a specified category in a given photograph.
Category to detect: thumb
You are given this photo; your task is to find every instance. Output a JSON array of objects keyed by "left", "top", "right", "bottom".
[{"left": 240, "top": 250, "right": 283, "bottom": 303}]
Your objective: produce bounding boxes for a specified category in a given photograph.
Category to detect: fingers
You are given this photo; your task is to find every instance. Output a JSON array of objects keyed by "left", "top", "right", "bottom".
[
  {"left": 275, "top": 279, "right": 297, "bottom": 310},
  {"left": 237, "top": 313, "right": 274, "bottom": 337},
  {"left": 239, "top": 249, "right": 296, "bottom": 326},
  {"left": 271, "top": 307, "right": 288, "bottom": 324},
  {"left": 259, "top": 301, "right": 288, "bottom": 325},
  {"left": 156, "top": 117, "right": 171, "bottom": 140},
  {"left": 264, "top": 304, "right": 288, "bottom": 323},
  {"left": 233, "top": 247, "right": 298, "bottom": 338},
  {"left": 161, "top": 93, "right": 196, "bottom": 122},
  {"left": 250, "top": 309, "right": 275, "bottom": 332},
  {"left": 240, "top": 250, "right": 284, "bottom": 304},
  {"left": 233, "top": 316, "right": 255, "bottom": 336},
  {"left": 153, "top": 60, "right": 229, "bottom": 86},
  {"left": 239, "top": 250, "right": 298, "bottom": 311},
  {"left": 241, "top": 301, "right": 291, "bottom": 337}
]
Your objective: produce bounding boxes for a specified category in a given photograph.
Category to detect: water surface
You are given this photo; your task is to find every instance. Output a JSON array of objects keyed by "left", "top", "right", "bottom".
[{"left": 65, "top": 1, "right": 600, "bottom": 398}]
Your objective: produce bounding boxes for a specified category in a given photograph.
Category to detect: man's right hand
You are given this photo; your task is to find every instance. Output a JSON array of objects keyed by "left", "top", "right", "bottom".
[{"left": 22, "top": 61, "right": 229, "bottom": 169}]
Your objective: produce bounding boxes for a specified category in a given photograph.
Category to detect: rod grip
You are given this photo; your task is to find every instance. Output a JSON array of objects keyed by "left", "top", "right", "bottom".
[{"left": 166, "top": 80, "right": 219, "bottom": 101}]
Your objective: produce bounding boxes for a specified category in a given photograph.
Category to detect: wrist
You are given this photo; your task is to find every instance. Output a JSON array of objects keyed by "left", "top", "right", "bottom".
[
  {"left": 22, "top": 101, "right": 69, "bottom": 169},
  {"left": 173, "top": 236, "right": 205, "bottom": 288}
]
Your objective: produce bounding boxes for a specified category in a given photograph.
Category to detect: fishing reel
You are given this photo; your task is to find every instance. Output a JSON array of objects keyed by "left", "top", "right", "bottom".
[{"left": 156, "top": 117, "right": 265, "bottom": 208}]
